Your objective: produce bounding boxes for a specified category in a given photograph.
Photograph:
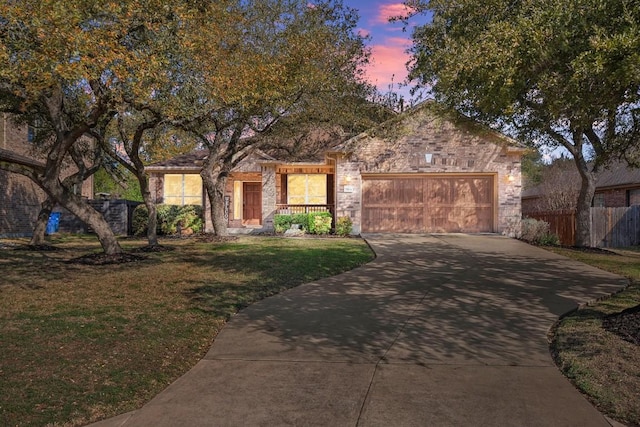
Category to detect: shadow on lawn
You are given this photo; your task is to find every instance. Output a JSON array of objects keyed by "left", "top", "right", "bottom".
[{"left": 182, "top": 239, "right": 373, "bottom": 319}]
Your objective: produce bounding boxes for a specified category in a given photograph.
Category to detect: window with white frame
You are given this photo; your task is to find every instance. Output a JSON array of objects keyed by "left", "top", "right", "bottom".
[
  {"left": 287, "top": 174, "right": 326, "bottom": 205},
  {"left": 164, "top": 174, "right": 202, "bottom": 205}
]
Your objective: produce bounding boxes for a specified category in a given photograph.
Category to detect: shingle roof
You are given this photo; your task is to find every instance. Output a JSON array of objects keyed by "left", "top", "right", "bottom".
[
  {"left": 523, "top": 160, "right": 640, "bottom": 198},
  {"left": 147, "top": 149, "right": 208, "bottom": 169},
  {"left": 596, "top": 162, "right": 640, "bottom": 188}
]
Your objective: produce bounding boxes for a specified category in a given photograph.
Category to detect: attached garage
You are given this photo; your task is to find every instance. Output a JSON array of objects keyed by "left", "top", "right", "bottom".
[{"left": 361, "top": 174, "right": 496, "bottom": 233}]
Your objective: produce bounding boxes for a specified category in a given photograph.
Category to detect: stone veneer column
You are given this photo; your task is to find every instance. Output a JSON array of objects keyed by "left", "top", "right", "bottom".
[
  {"left": 261, "top": 164, "right": 277, "bottom": 230},
  {"left": 335, "top": 154, "right": 362, "bottom": 234},
  {"left": 496, "top": 153, "right": 523, "bottom": 235}
]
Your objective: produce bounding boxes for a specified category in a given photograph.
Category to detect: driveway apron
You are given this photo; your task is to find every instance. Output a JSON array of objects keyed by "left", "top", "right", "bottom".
[{"left": 91, "top": 234, "right": 627, "bottom": 427}]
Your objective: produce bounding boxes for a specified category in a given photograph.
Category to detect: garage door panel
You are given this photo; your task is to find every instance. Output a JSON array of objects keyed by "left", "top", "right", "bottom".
[
  {"left": 362, "top": 175, "right": 495, "bottom": 233},
  {"left": 396, "top": 178, "right": 424, "bottom": 204},
  {"left": 361, "top": 207, "right": 393, "bottom": 232},
  {"left": 361, "top": 206, "right": 424, "bottom": 232},
  {"left": 363, "top": 179, "right": 391, "bottom": 204},
  {"left": 395, "top": 208, "right": 424, "bottom": 232}
]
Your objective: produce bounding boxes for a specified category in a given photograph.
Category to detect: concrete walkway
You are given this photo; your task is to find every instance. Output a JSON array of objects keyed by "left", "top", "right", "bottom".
[{"left": 91, "top": 234, "right": 628, "bottom": 427}]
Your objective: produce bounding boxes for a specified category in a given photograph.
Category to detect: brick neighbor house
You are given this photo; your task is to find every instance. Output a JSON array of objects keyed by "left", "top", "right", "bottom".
[
  {"left": 0, "top": 114, "right": 93, "bottom": 237},
  {"left": 147, "top": 103, "right": 525, "bottom": 234},
  {"left": 522, "top": 161, "right": 640, "bottom": 215}
]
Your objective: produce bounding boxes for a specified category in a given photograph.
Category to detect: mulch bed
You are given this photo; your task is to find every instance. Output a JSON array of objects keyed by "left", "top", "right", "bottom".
[
  {"left": 602, "top": 305, "right": 640, "bottom": 346},
  {"left": 67, "top": 252, "right": 146, "bottom": 265}
]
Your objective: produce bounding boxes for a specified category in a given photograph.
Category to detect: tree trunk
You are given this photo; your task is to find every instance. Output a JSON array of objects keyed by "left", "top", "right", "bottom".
[
  {"left": 201, "top": 157, "right": 229, "bottom": 237},
  {"left": 210, "top": 176, "right": 229, "bottom": 236},
  {"left": 44, "top": 181, "right": 123, "bottom": 255},
  {"left": 573, "top": 151, "right": 596, "bottom": 247},
  {"left": 68, "top": 198, "right": 122, "bottom": 254},
  {"left": 29, "top": 197, "right": 55, "bottom": 246},
  {"left": 137, "top": 171, "right": 158, "bottom": 246},
  {"left": 204, "top": 174, "right": 229, "bottom": 237},
  {"left": 146, "top": 201, "right": 159, "bottom": 245}
]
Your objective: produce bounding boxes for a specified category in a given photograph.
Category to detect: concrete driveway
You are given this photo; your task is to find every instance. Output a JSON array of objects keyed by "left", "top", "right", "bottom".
[{"left": 93, "top": 234, "right": 627, "bottom": 427}]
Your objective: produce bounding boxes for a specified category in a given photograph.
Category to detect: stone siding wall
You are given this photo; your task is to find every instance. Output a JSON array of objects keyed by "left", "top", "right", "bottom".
[
  {"left": 261, "top": 165, "right": 277, "bottom": 230},
  {"left": 336, "top": 107, "right": 523, "bottom": 234},
  {"left": 335, "top": 154, "right": 364, "bottom": 232}
]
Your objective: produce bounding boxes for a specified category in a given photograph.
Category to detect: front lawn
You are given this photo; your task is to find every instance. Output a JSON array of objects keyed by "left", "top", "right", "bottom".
[
  {"left": 0, "top": 235, "right": 374, "bottom": 427},
  {"left": 547, "top": 247, "right": 640, "bottom": 426}
]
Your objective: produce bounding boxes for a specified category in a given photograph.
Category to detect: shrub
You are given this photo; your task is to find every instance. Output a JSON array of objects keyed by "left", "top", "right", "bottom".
[
  {"left": 538, "top": 232, "right": 560, "bottom": 246},
  {"left": 174, "top": 205, "right": 203, "bottom": 234},
  {"left": 308, "top": 212, "right": 332, "bottom": 235},
  {"left": 335, "top": 216, "right": 353, "bottom": 237},
  {"left": 291, "top": 213, "right": 309, "bottom": 231},
  {"left": 274, "top": 214, "right": 293, "bottom": 233},
  {"left": 157, "top": 205, "right": 181, "bottom": 234},
  {"left": 274, "top": 212, "right": 333, "bottom": 235},
  {"left": 520, "top": 217, "right": 559, "bottom": 246},
  {"left": 132, "top": 204, "right": 203, "bottom": 236},
  {"left": 132, "top": 204, "right": 150, "bottom": 236},
  {"left": 502, "top": 216, "right": 522, "bottom": 239}
]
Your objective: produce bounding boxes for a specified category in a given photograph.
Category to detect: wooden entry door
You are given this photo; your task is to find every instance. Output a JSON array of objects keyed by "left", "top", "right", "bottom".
[{"left": 242, "top": 182, "right": 262, "bottom": 225}]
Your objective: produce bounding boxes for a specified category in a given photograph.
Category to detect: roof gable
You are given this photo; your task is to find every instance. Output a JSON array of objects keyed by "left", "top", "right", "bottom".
[
  {"left": 334, "top": 102, "right": 526, "bottom": 155},
  {"left": 333, "top": 102, "right": 525, "bottom": 174}
]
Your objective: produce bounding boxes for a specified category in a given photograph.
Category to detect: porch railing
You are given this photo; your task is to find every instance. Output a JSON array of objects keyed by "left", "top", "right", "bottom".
[{"left": 276, "top": 204, "right": 335, "bottom": 218}]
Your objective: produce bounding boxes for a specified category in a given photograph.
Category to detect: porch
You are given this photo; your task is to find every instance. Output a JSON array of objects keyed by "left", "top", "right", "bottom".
[{"left": 276, "top": 204, "right": 336, "bottom": 219}]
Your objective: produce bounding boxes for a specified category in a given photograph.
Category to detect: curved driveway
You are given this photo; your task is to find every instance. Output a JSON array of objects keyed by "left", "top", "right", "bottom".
[{"left": 95, "top": 234, "right": 627, "bottom": 427}]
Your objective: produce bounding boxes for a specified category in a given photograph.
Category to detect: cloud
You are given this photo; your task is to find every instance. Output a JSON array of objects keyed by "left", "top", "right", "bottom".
[
  {"left": 365, "top": 37, "right": 413, "bottom": 92},
  {"left": 376, "top": 3, "right": 415, "bottom": 24},
  {"left": 357, "top": 27, "right": 371, "bottom": 38}
]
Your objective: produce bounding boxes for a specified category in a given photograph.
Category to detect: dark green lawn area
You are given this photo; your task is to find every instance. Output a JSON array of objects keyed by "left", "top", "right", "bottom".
[
  {"left": 547, "top": 246, "right": 640, "bottom": 426},
  {"left": 0, "top": 235, "right": 374, "bottom": 427}
]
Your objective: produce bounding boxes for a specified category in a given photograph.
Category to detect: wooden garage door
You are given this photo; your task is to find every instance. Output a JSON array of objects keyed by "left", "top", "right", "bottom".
[{"left": 362, "top": 175, "right": 495, "bottom": 233}]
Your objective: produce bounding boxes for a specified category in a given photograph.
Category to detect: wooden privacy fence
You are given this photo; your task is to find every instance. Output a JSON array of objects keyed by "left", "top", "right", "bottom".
[
  {"left": 527, "top": 211, "right": 575, "bottom": 246},
  {"left": 526, "top": 206, "right": 640, "bottom": 248},
  {"left": 591, "top": 206, "right": 640, "bottom": 248}
]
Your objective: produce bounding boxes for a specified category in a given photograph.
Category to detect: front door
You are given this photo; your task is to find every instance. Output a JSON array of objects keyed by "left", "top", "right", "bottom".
[{"left": 242, "top": 182, "right": 262, "bottom": 225}]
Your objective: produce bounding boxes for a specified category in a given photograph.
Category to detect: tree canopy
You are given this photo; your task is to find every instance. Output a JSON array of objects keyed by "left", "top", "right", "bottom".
[
  {"left": 164, "top": 0, "right": 373, "bottom": 236},
  {"left": 0, "top": 0, "right": 372, "bottom": 248},
  {"left": 405, "top": 0, "right": 640, "bottom": 245}
]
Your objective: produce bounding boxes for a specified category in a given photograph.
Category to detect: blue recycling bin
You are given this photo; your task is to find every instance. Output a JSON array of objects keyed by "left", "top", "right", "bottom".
[{"left": 46, "top": 212, "right": 61, "bottom": 235}]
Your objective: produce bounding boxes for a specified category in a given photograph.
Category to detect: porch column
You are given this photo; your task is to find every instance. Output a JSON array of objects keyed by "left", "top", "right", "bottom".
[{"left": 261, "top": 164, "right": 276, "bottom": 230}]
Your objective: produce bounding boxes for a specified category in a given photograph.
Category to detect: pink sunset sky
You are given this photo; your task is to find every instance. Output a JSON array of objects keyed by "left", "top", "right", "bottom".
[{"left": 344, "top": 1, "right": 430, "bottom": 102}]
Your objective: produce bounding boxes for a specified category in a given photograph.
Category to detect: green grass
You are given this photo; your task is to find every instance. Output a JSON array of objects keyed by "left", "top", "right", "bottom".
[
  {"left": 0, "top": 235, "right": 374, "bottom": 427},
  {"left": 547, "top": 246, "right": 640, "bottom": 426}
]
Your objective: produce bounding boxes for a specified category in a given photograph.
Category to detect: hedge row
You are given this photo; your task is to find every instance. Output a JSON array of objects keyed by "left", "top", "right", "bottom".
[
  {"left": 132, "top": 204, "right": 203, "bottom": 236},
  {"left": 273, "top": 212, "right": 353, "bottom": 236},
  {"left": 274, "top": 212, "right": 332, "bottom": 234}
]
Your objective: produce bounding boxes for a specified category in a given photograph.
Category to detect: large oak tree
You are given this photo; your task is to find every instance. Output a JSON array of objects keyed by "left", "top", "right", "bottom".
[
  {"left": 0, "top": 0, "right": 372, "bottom": 246},
  {"left": 405, "top": 0, "right": 640, "bottom": 246},
  {"left": 168, "top": 0, "right": 372, "bottom": 236},
  {"left": 0, "top": 0, "right": 193, "bottom": 254}
]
